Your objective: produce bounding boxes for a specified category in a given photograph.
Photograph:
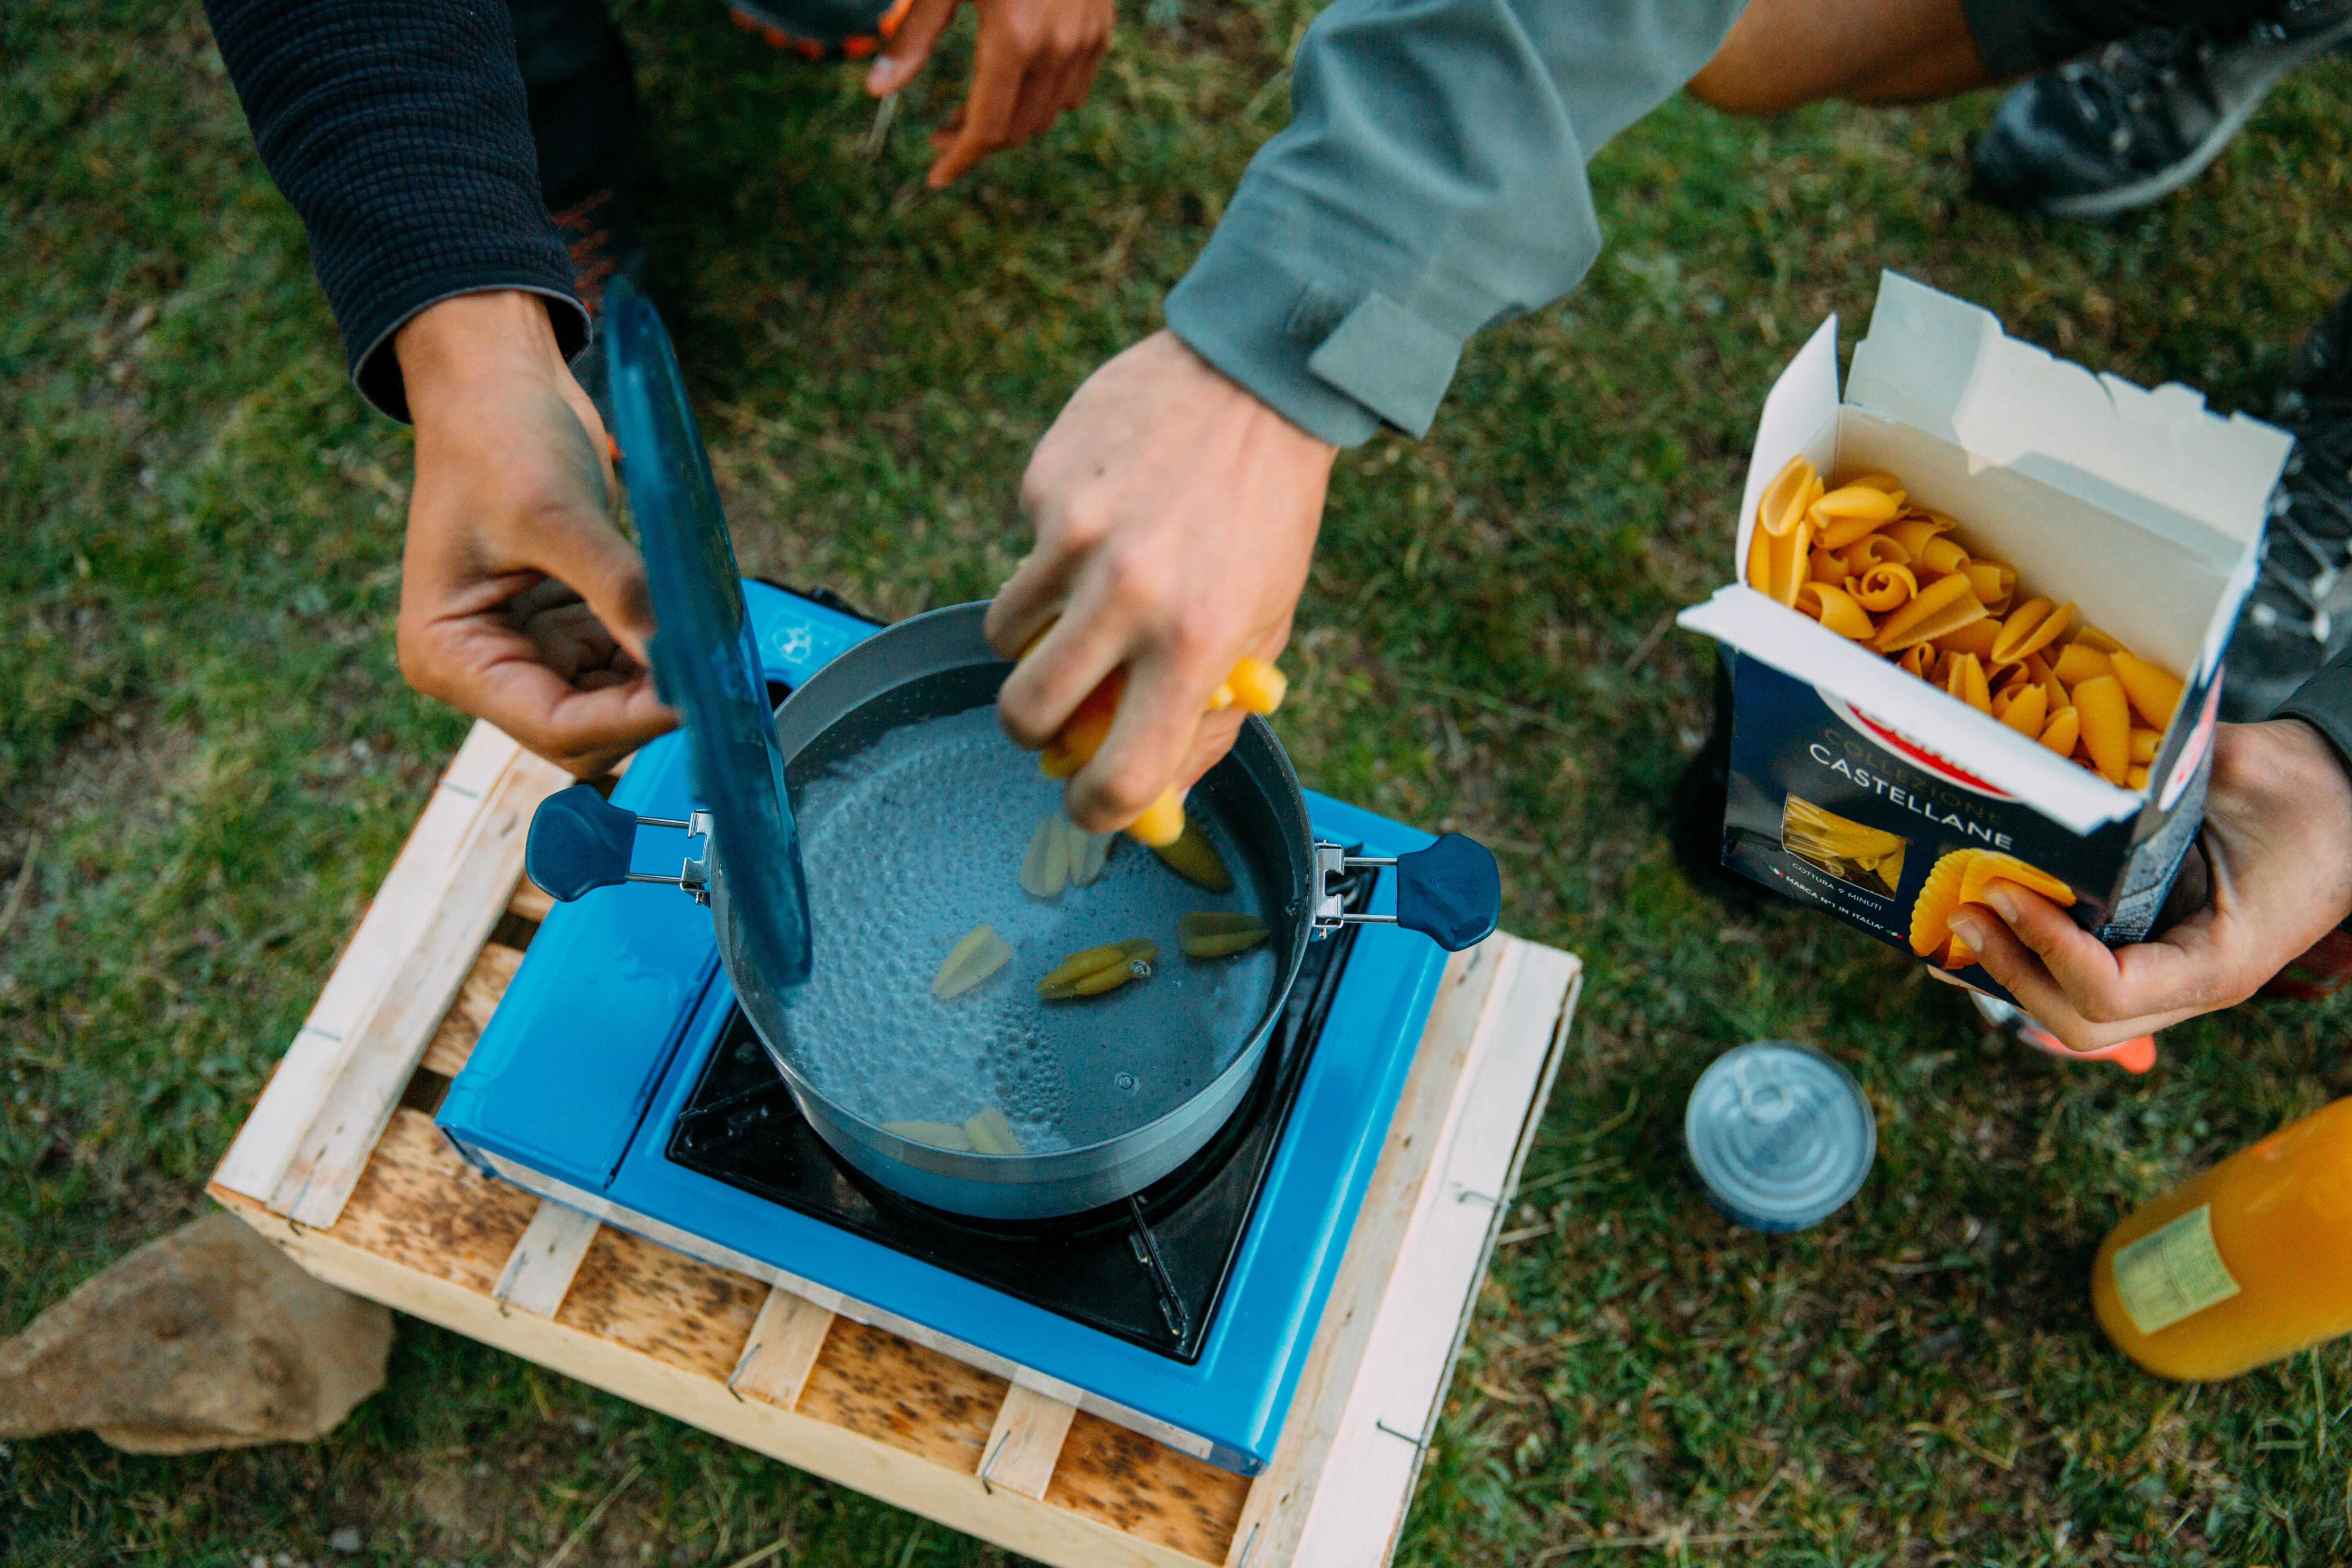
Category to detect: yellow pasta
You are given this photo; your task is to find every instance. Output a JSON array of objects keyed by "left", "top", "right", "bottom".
[
  {"left": 1795, "top": 581, "right": 1875, "bottom": 640},
  {"left": 1842, "top": 533, "right": 1912, "bottom": 572},
  {"left": 2071, "top": 624, "right": 2124, "bottom": 654},
  {"left": 1885, "top": 516, "right": 1953, "bottom": 557},
  {"left": 1782, "top": 795, "right": 1908, "bottom": 893},
  {"left": 2129, "top": 727, "right": 2160, "bottom": 765},
  {"left": 1933, "top": 620, "right": 2001, "bottom": 661},
  {"left": 1899, "top": 644, "right": 1933, "bottom": 679},
  {"left": 1851, "top": 562, "right": 1918, "bottom": 613},
  {"left": 1960, "top": 561, "right": 2017, "bottom": 614},
  {"left": 1846, "top": 472, "right": 1905, "bottom": 495},
  {"left": 1909, "top": 848, "right": 2076, "bottom": 970},
  {"left": 1987, "top": 597, "right": 2074, "bottom": 667},
  {"left": 1942, "top": 652, "right": 1992, "bottom": 713},
  {"left": 2110, "top": 650, "right": 2185, "bottom": 731},
  {"left": 1810, "top": 544, "right": 1849, "bottom": 584},
  {"left": 1746, "top": 512, "right": 1814, "bottom": 606},
  {"left": 2050, "top": 642, "right": 2111, "bottom": 686},
  {"left": 2073, "top": 674, "right": 2132, "bottom": 785},
  {"left": 1811, "top": 485, "right": 1905, "bottom": 549},
  {"left": 1757, "top": 454, "right": 1821, "bottom": 538},
  {"left": 1873, "top": 572, "right": 1987, "bottom": 653},
  {"left": 2039, "top": 705, "right": 2080, "bottom": 757},
  {"left": 1994, "top": 681, "right": 2048, "bottom": 737}
]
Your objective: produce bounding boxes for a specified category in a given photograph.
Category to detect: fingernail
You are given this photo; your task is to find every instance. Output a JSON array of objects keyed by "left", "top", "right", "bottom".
[
  {"left": 1982, "top": 886, "right": 2020, "bottom": 923},
  {"left": 1947, "top": 913, "right": 1986, "bottom": 949}
]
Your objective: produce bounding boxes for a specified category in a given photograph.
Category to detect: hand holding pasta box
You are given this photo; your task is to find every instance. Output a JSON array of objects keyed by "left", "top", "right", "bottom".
[{"left": 1679, "top": 273, "right": 2292, "bottom": 1004}]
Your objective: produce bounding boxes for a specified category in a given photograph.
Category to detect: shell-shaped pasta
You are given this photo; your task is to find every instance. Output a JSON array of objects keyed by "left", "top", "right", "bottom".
[
  {"left": 1756, "top": 454, "right": 1820, "bottom": 538},
  {"left": 1810, "top": 544, "right": 1849, "bottom": 584},
  {"left": 1872, "top": 573, "right": 1987, "bottom": 653},
  {"left": 2050, "top": 642, "right": 2111, "bottom": 686},
  {"left": 1886, "top": 517, "right": 1955, "bottom": 557},
  {"left": 1958, "top": 562, "right": 2013, "bottom": 616},
  {"left": 1795, "top": 581, "right": 1876, "bottom": 640},
  {"left": 2043, "top": 674, "right": 2071, "bottom": 715},
  {"left": 2128, "top": 727, "right": 2160, "bottom": 764},
  {"left": 1851, "top": 563, "right": 1918, "bottom": 613},
  {"left": 1899, "top": 644, "right": 1933, "bottom": 679},
  {"left": 1988, "top": 597, "right": 2075, "bottom": 666},
  {"left": 1996, "top": 682, "right": 2048, "bottom": 737},
  {"left": 1943, "top": 652, "right": 1992, "bottom": 713},
  {"left": 1914, "top": 536, "right": 1972, "bottom": 578},
  {"left": 1910, "top": 849, "right": 2075, "bottom": 971},
  {"left": 1747, "top": 512, "right": 1815, "bottom": 605},
  {"left": 2018, "top": 653, "right": 2055, "bottom": 686},
  {"left": 2111, "top": 650, "right": 2184, "bottom": 731},
  {"left": 1842, "top": 533, "right": 1913, "bottom": 572},
  {"left": 1909, "top": 851, "right": 1971, "bottom": 958},
  {"left": 1932, "top": 620, "right": 2001, "bottom": 661},
  {"left": 2073, "top": 674, "right": 2132, "bottom": 784},
  {"left": 1811, "top": 486, "right": 1904, "bottom": 548},
  {"left": 2128, "top": 765, "right": 2150, "bottom": 791},
  {"left": 1843, "top": 472, "right": 1905, "bottom": 495},
  {"left": 2039, "top": 706, "right": 2080, "bottom": 756},
  {"left": 1957, "top": 852, "right": 2075, "bottom": 911},
  {"left": 2071, "top": 624, "right": 2124, "bottom": 654}
]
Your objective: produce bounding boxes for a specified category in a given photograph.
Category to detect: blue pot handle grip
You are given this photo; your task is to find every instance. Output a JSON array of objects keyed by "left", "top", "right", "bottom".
[
  {"left": 526, "top": 786, "right": 640, "bottom": 902},
  {"left": 1392, "top": 833, "right": 1501, "bottom": 951}
]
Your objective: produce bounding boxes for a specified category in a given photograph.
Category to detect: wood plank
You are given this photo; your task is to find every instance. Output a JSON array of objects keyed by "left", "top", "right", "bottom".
[
  {"left": 1292, "top": 947, "right": 1582, "bottom": 1566},
  {"left": 1222, "top": 935, "right": 1519, "bottom": 1568},
  {"left": 272, "top": 747, "right": 572, "bottom": 1229},
  {"left": 212, "top": 722, "right": 523, "bottom": 1201},
  {"left": 551, "top": 1225, "right": 769, "bottom": 1384},
  {"left": 212, "top": 1190, "right": 1220, "bottom": 1568},
  {"left": 1046, "top": 1411, "right": 1251, "bottom": 1561},
  {"left": 417, "top": 940, "right": 526, "bottom": 1078},
  {"left": 494, "top": 1199, "right": 604, "bottom": 1319},
  {"left": 981, "top": 1385, "right": 1079, "bottom": 1501},
  {"left": 506, "top": 879, "right": 555, "bottom": 924},
  {"left": 728, "top": 1288, "right": 837, "bottom": 1412},
  {"left": 796, "top": 1316, "right": 1006, "bottom": 1474}
]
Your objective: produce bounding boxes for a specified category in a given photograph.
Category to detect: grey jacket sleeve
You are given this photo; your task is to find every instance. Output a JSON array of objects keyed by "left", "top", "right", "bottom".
[
  {"left": 1166, "top": 0, "right": 1749, "bottom": 445},
  {"left": 2277, "top": 646, "right": 2352, "bottom": 782}
]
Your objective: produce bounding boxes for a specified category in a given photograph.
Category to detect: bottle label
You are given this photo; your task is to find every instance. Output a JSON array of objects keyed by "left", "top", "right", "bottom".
[{"left": 2113, "top": 1203, "right": 2242, "bottom": 1336}]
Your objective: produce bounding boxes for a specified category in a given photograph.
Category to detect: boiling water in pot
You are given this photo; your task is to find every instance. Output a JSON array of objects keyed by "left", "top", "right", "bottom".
[{"left": 778, "top": 705, "right": 1278, "bottom": 1154}]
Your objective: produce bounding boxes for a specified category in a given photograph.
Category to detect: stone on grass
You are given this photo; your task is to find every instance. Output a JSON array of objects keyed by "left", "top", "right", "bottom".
[{"left": 0, "top": 1209, "right": 391, "bottom": 1453}]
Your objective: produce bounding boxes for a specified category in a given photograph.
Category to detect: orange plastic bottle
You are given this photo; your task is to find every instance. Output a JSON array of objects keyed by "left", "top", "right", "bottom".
[{"left": 2093, "top": 1097, "right": 2352, "bottom": 1380}]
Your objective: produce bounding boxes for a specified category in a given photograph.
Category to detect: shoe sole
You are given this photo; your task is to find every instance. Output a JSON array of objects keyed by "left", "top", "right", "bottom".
[{"left": 2035, "top": 17, "right": 2352, "bottom": 219}]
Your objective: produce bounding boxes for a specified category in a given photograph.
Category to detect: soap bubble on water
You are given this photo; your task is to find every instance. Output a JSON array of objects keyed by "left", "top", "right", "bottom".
[{"left": 778, "top": 705, "right": 1277, "bottom": 1153}]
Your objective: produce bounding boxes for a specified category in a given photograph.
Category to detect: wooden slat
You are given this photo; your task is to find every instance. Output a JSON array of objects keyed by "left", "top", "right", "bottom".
[
  {"left": 418, "top": 940, "right": 526, "bottom": 1078},
  {"left": 213, "top": 722, "right": 523, "bottom": 1200},
  {"left": 270, "top": 746, "right": 572, "bottom": 1229},
  {"left": 1291, "top": 947, "right": 1581, "bottom": 1566},
  {"left": 1221, "top": 937, "right": 1519, "bottom": 1568},
  {"left": 494, "top": 1199, "right": 604, "bottom": 1318},
  {"left": 796, "top": 1317, "right": 1006, "bottom": 1473},
  {"left": 506, "top": 879, "right": 555, "bottom": 924},
  {"left": 728, "top": 1288, "right": 837, "bottom": 1412},
  {"left": 981, "top": 1385, "right": 1079, "bottom": 1501},
  {"left": 551, "top": 1225, "right": 770, "bottom": 1383},
  {"left": 1046, "top": 1411, "right": 1251, "bottom": 1561}
]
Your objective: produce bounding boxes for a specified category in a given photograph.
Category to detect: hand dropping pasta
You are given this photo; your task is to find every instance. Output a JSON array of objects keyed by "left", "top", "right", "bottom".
[{"left": 1750, "top": 456, "right": 2182, "bottom": 788}]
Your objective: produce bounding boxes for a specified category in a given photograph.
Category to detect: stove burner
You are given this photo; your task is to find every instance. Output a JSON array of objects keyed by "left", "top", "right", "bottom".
[{"left": 666, "top": 864, "right": 1372, "bottom": 1362}]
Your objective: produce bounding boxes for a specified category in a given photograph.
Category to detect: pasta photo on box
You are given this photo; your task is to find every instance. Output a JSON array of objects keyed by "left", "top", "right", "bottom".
[{"left": 1679, "top": 272, "right": 2293, "bottom": 1004}]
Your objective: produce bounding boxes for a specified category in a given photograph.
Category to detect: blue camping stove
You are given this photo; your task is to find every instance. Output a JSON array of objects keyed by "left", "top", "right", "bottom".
[{"left": 436, "top": 583, "right": 1451, "bottom": 1474}]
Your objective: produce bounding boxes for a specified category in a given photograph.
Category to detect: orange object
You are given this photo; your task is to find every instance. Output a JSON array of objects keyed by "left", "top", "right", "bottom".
[{"left": 2092, "top": 1097, "right": 2352, "bottom": 1380}]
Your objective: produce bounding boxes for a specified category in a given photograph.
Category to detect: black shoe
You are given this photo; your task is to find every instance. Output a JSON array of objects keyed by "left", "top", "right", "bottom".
[
  {"left": 1973, "top": 2, "right": 2352, "bottom": 220},
  {"left": 550, "top": 185, "right": 649, "bottom": 427},
  {"left": 2222, "top": 294, "right": 2352, "bottom": 721}
]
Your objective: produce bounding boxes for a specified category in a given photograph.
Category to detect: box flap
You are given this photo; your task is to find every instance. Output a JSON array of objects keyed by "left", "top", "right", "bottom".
[
  {"left": 1677, "top": 585, "right": 2144, "bottom": 834},
  {"left": 1846, "top": 272, "right": 2290, "bottom": 566}
]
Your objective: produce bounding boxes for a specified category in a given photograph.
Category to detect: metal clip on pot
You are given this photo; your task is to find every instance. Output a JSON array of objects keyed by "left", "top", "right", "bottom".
[
  {"left": 526, "top": 784, "right": 714, "bottom": 905},
  {"left": 1311, "top": 833, "right": 1500, "bottom": 952}
]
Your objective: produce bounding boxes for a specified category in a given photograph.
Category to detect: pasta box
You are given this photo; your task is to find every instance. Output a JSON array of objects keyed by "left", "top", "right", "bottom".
[{"left": 1677, "top": 272, "right": 2292, "bottom": 1002}]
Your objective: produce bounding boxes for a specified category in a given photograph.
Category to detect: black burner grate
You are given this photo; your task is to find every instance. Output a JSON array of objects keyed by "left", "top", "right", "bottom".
[{"left": 664, "top": 867, "right": 1370, "bottom": 1362}]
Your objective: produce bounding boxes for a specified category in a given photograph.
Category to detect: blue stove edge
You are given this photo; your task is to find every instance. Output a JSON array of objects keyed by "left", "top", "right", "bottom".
[{"left": 437, "top": 585, "right": 1448, "bottom": 1473}]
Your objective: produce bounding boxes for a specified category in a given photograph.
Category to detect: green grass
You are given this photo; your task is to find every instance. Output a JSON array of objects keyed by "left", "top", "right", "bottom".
[{"left": 7, "top": 0, "right": 2352, "bottom": 1560}]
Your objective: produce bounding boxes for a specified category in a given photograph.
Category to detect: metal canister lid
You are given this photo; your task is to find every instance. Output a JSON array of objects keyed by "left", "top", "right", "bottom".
[{"left": 1684, "top": 1040, "right": 1875, "bottom": 1232}]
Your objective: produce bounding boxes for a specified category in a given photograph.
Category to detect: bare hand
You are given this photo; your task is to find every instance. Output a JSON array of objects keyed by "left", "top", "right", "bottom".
[
  {"left": 1946, "top": 719, "right": 2352, "bottom": 1049},
  {"left": 395, "top": 290, "right": 676, "bottom": 777},
  {"left": 865, "top": 0, "right": 1112, "bottom": 187},
  {"left": 985, "top": 332, "right": 1336, "bottom": 832}
]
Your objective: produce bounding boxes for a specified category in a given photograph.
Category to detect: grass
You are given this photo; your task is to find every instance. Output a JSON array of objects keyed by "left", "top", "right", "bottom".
[{"left": 6, "top": 0, "right": 2352, "bottom": 1560}]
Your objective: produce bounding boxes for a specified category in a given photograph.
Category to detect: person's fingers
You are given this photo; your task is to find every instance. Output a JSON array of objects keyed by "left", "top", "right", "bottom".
[
  {"left": 1065, "top": 643, "right": 1225, "bottom": 831},
  {"left": 994, "top": 601, "right": 1128, "bottom": 750},
  {"left": 1172, "top": 705, "right": 1248, "bottom": 792},
  {"left": 1971, "top": 880, "right": 2143, "bottom": 1014},
  {"left": 926, "top": 18, "right": 1024, "bottom": 185},
  {"left": 501, "top": 498, "right": 658, "bottom": 669},
  {"left": 984, "top": 552, "right": 1071, "bottom": 664},
  {"left": 867, "top": 0, "right": 959, "bottom": 94},
  {"left": 409, "top": 617, "right": 675, "bottom": 775}
]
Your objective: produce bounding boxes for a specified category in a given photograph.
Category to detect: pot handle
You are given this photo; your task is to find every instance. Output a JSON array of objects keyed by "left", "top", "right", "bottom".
[
  {"left": 1393, "top": 834, "right": 1501, "bottom": 951},
  {"left": 526, "top": 784, "right": 711, "bottom": 904}
]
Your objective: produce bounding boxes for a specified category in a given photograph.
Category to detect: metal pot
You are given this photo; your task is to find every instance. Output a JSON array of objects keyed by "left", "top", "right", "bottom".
[{"left": 522, "top": 280, "right": 1500, "bottom": 1219}]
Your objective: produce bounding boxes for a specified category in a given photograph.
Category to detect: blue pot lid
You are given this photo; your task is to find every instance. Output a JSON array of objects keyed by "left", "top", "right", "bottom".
[
  {"left": 1683, "top": 1040, "right": 1874, "bottom": 1232},
  {"left": 604, "top": 278, "right": 813, "bottom": 985}
]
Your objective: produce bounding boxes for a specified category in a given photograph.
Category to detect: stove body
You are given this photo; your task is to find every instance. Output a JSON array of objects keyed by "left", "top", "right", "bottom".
[{"left": 436, "top": 585, "right": 1448, "bottom": 1473}]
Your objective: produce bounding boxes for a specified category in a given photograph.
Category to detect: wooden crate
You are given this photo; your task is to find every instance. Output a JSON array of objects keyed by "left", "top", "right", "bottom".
[{"left": 208, "top": 723, "right": 1582, "bottom": 1567}]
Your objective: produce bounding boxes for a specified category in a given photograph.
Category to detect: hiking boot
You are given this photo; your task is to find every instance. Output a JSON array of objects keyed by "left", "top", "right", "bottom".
[
  {"left": 549, "top": 185, "right": 648, "bottom": 425},
  {"left": 2222, "top": 292, "right": 2352, "bottom": 721},
  {"left": 1973, "top": 1, "right": 2352, "bottom": 220}
]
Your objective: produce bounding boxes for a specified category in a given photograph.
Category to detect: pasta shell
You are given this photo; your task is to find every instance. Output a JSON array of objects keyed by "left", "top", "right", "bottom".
[
  {"left": 1988, "top": 598, "right": 2074, "bottom": 666},
  {"left": 2049, "top": 642, "right": 2111, "bottom": 686},
  {"left": 1957, "top": 852, "right": 2075, "bottom": 911},
  {"left": 1932, "top": 620, "right": 2000, "bottom": 661},
  {"left": 932, "top": 923, "right": 1014, "bottom": 1000},
  {"left": 1899, "top": 644, "right": 1933, "bottom": 679},
  {"left": 1844, "top": 472, "right": 1905, "bottom": 495},
  {"left": 1960, "top": 561, "right": 2017, "bottom": 615},
  {"left": 1996, "top": 682, "right": 2048, "bottom": 737},
  {"left": 1841, "top": 533, "right": 1913, "bottom": 572},
  {"left": 1067, "top": 817, "right": 1114, "bottom": 887},
  {"left": 1851, "top": 563, "right": 1918, "bottom": 613},
  {"left": 2071, "top": 624, "right": 2124, "bottom": 654},
  {"left": 2073, "top": 674, "right": 2132, "bottom": 785},
  {"left": 2128, "top": 727, "right": 2160, "bottom": 765},
  {"left": 964, "top": 1105, "right": 1025, "bottom": 1156},
  {"left": 1810, "top": 545, "right": 1849, "bottom": 584},
  {"left": 1795, "top": 581, "right": 1877, "bottom": 640},
  {"left": 1152, "top": 820, "right": 1234, "bottom": 891},
  {"left": 1748, "top": 513, "right": 1815, "bottom": 606},
  {"left": 1756, "top": 454, "right": 1819, "bottom": 538},
  {"left": 2039, "top": 706, "right": 2080, "bottom": 756},
  {"left": 2127, "top": 765, "right": 2150, "bottom": 791},
  {"left": 1037, "top": 938, "right": 1158, "bottom": 1000},
  {"left": 1873, "top": 573, "right": 1987, "bottom": 653},
  {"left": 1886, "top": 517, "right": 1955, "bottom": 557},
  {"left": 1943, "top": 652, "right": 1992, "bottom": 713},
  {"left": 1020, "top": 815, "right": 1068, "bottom": 898},
  {"left": 1913, "top": 536, "right": 1972, "bottom": 578},
  {"left": 1811, "top": 485, "right": 1904, "bottom": 548},
  {"left": 1225, "top": 657, "right": 1288, "bottom": 715},
  {"left": 2110, "top": 650, "right": 2184, "bottom": 731},
  {"left": 883, "top": 1120, "right": 974, "bottom": 1152},
  {"left": 1909, "top": 851, "right": 1971, "bottom": 959},
  {"left": 1179, "top": 911, "right": 1272, "bottom": 958}
]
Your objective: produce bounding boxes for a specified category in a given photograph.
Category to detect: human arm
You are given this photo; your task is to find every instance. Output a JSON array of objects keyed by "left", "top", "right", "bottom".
[
  {"left": 993, "top": 0, "right": 1753, "bottom": 829},
  {"left": 1945, "top": 696, "right": 2352, "bottom": 1050},
  {"left": 865, "top": 0, "right": 1115, "bottom": 188}
]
